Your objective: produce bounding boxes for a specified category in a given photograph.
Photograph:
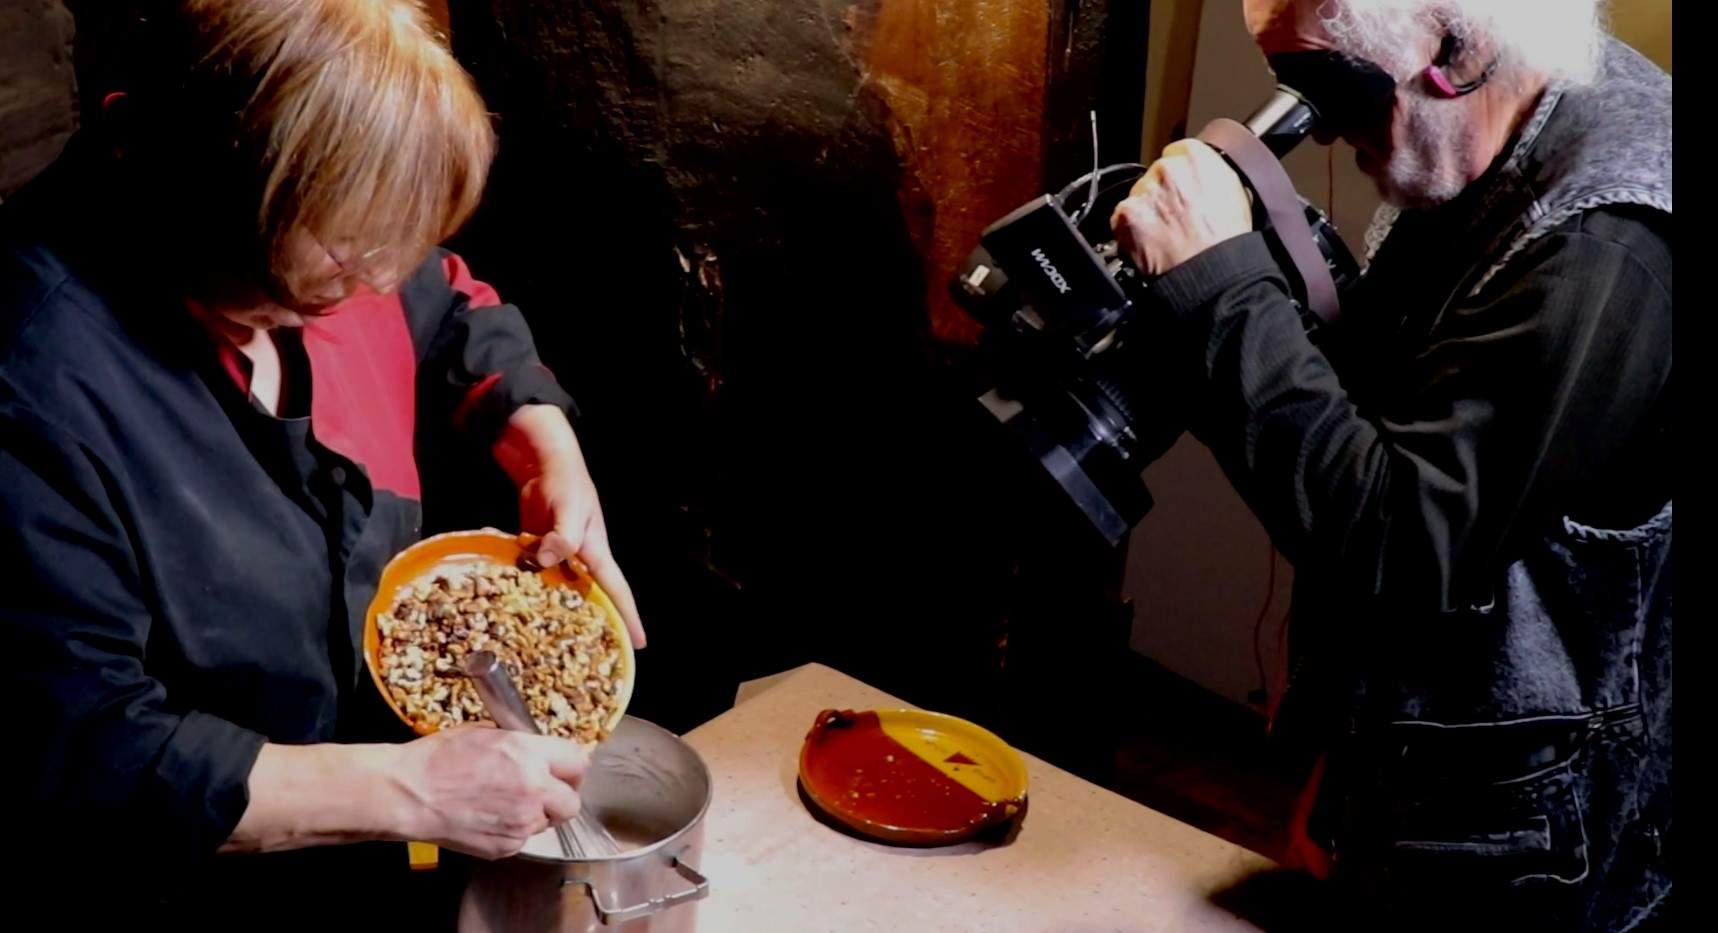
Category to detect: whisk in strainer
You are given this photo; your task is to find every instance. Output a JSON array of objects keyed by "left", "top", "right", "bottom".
[{"left": 461, "top": 649, "right": 622, "bottom": 859}]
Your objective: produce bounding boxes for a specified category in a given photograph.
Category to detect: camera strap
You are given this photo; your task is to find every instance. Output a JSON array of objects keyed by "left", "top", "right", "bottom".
[{"left": 1196, "top": 117, "right": 1343, "bottom": 325}]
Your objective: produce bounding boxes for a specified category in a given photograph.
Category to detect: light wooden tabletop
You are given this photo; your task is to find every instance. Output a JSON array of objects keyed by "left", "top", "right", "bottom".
[{"left": 682, "top": 662, "right": 1275, "bottom": 932}]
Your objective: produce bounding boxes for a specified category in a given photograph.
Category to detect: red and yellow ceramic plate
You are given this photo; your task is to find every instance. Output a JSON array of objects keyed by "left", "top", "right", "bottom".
[{"left": 799, "top": 707, "right": 1028, "bottom": 846}]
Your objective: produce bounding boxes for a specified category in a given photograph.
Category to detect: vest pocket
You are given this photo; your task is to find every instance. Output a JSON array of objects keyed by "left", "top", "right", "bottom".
[
  {"left": 1332, "top": 712, "right": 1596, "bottom": 898},
  {"left": 1383, "top": 750, "right": 1590, "bottom": 888}
]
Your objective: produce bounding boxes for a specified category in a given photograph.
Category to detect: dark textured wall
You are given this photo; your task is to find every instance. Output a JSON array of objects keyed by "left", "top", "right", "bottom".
[
  {"left": 444, "top": 0, "right": 1151, "bottom": 773},
  {"left": 0, "top": 0, "right": 77, "bottom": 200},
  {"left": 442, "top": 0, "right": 1020, "bottom": 732}
]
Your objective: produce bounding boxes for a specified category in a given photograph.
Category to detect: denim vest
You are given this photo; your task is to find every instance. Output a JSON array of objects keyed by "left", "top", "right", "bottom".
[{"left": 1303, "top": 40, "right": 1671, "bottom": 929}]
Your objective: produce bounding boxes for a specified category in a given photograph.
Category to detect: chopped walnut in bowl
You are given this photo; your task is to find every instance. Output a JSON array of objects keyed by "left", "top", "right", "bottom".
[{"left": 376, "top": 563, "right": 626, "bottom": 745}]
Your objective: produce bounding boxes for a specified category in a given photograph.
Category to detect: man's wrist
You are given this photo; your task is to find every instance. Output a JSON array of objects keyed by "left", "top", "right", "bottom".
[{"left": 1151, "top": 231, "right": 1282, "bottom": 316}]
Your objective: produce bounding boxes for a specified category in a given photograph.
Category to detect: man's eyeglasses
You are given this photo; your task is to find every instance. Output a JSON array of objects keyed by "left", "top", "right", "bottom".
[
  {"left": 1265, "top": 50, "right": 1399, "bottom": 138},
  {"left": 1266, "top": 37, "right": 1500, "bottom": 139}
]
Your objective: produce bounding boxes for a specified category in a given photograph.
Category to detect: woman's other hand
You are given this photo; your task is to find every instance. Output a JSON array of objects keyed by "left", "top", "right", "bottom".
[{"left": 495, "top": 404, "right": 646, "bottom": 648}]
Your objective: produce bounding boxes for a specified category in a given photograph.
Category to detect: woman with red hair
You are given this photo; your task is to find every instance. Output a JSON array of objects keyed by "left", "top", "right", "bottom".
[{"left": 1, "top": 1, "right": 642, "bottom": 924}]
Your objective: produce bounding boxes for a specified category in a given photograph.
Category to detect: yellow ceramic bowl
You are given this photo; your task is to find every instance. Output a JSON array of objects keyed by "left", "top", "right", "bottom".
[
  {"left": 362, "top": 528, "right": 636, "bottom": 739},
  {"left": 798, "top": 707, "right": 1028, "bottom": 846}
]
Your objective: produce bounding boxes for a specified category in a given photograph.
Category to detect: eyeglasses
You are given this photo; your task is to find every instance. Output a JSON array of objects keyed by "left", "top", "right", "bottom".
[
  {"left": 1266, "top": 38, "right": 1500, "bottom": 138},
  {"left": 1265, "top": 50, "right": 1400, "bottom": 138},
  {"left": 310, "top": 236, "right": 402, "bottom": 297},
  {"left": 316, "top": 238, "right": 388, "bottom": 279}
]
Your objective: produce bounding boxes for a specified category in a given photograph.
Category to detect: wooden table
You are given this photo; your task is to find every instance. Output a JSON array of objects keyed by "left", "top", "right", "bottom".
[{"left": 682, "top": 663, "right": 1275, "bottom": 932}]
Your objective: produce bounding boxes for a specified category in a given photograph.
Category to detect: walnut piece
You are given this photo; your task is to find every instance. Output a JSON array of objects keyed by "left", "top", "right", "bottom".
[{"left": 378, "top": 564, "right": 625, "bottom": 745}]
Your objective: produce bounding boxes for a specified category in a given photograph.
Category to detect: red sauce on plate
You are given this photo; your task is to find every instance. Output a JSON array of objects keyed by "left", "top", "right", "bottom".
[{"left": 800, "top": 709, "right": 1012, "bottom": 835}]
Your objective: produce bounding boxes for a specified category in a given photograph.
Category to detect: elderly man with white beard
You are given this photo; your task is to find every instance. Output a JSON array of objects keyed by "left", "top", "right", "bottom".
[{"left": 1110, "top": 1, "right": 1670, "bottom": 928}]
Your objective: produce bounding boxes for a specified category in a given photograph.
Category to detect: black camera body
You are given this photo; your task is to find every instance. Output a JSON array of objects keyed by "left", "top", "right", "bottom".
[{"left": 954, "top": 89, "right": 1362, "bottom": 546}]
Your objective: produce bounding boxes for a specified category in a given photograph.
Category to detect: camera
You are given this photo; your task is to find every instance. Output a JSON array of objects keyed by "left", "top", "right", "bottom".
[{"left": 953, "top": 86, "right": 1363, "bottom": 546}]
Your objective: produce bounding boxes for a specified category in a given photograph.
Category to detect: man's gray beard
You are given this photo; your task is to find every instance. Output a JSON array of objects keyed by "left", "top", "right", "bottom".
[{"left": 1375, "top": 98, "right": 1477, "bottom": 209}]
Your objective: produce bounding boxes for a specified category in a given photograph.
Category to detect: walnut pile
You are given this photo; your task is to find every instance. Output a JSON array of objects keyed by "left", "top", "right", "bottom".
[{"left": 377, "top": 564, "right": 625, "bottom": 744}]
